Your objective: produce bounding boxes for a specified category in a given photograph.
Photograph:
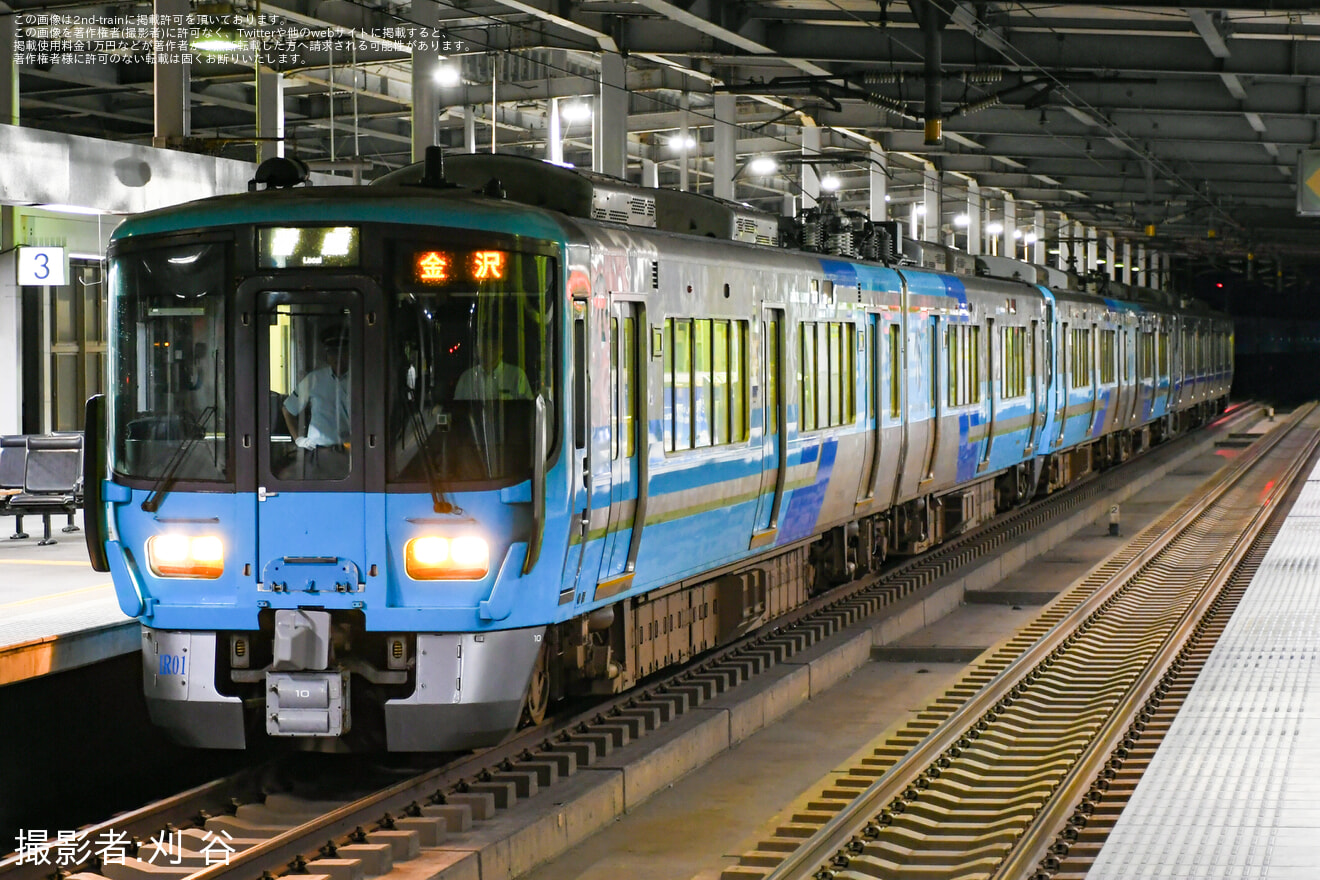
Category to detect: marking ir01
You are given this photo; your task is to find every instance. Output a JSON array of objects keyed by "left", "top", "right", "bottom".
[{"left": 159, "top": 653, "right": 187, "bottom": 675}]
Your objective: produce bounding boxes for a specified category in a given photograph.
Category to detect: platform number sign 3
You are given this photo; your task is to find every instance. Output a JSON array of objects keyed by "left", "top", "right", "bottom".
[{"left": 16, "top": 247, "right": 68, "bottom": 286}]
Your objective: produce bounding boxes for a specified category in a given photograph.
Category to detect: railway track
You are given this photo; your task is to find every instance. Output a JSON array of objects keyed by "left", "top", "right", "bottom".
[
  {"left": 728, "top": 402, "right": 1318, "bottom": 880},
  {"left": 0, "top": 405, "right": 1262, "bottom": 880}
]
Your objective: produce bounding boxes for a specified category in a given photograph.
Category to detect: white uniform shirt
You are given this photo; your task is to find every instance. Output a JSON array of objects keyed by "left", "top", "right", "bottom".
[
  {"left": 453, "top": 362, "right": 533, "bottom": 401},
  {"left": 284, "top": 366, "right": 350, "bottom": 445}
]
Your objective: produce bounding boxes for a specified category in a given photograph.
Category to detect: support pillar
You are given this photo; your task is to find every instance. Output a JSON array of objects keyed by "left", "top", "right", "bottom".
[
  {"left": 1032, "top": 209, "right": 1046, "bottom": 265},
  {"left": 1122, "top": 241, "right": 1132, "bottom": 285},
  {"left": 0, "top": 210, "right": 16, "bottom": 434},
  {"left": 713, "top": 93, "right": 736, "bottom": 201},
  {"left": 409, "top": 0, "right": 441, "bottom": 160},
  {"left": 1, "top": 2, "right": 16, "bottom": 126},
  {"left": 801, "top": 123, "right": 821, "bottom": 210},
  {"left": 256, "top": 70, "right": 285, "bottom": 163},
  {"left": 547, "top": 97, "right": 563, "bottom": 165},
  {"left": 678, "top": 93, "right": 690, "bottom": 192},
  {"left": 1002, "top": 195, "right": 1016, "bottom": 259},
  {"left": 923, "top": 166, "right": 939, "bottom": 243},
  {"left": 464, "top": 107, "right": 476, "bottom": 153},
  {"left": 869, "top": 144, "right": 888, "bottom": 221},
  {"left": 153, "top": 0, "right": 190, "bottom": 146},
  {"left": 1086, "top": 228, "right": 1098, "bottom": 275},
  {"left": 595, "top": 52, "right": 626, "bottom": 178},
  {"left": 641, "top": 157, "right": 659, "bottom": 188},
  {"left": 1136, "top": 244, "right": 1147, "bottom": 285},
  {"left": 966, "top": 180, "right": 981, "bottom": 255}
]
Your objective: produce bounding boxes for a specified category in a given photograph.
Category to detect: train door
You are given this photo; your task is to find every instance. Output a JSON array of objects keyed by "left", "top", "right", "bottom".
[
  {"left": 1026, "top": 318, "right": 1041, "bottom": 452},
  {"left": 595, "top": 301, "right": 645, "bottom": 597},
  {"left": 1123, "top": 326, "right": 1138, "bottom": 427},
  {"left": 250, "top": 284, "right": 380, "bottom": 593},
  {"left": 751, "top": 308, "right": 786, "bottom": 547},
  {"left": 857, "top": 312, "right": 883, "bottom": 504},
  {"left": 980, "top": 318, "right": 996, "bottom": 471},
  {"left": 562, "top": 300, "right": 604, "bottom": 606},
  {"left": 920, "top": 315, "right": 940, "bottom": 483},
  {"left": 1054, "top": 321, "right": 1068, "bottom": 448}
]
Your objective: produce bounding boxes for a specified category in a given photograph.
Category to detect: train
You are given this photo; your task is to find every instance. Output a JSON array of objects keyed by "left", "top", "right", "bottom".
[{"left": 83, "top": 150, "right": 1233, "bottom": 751}]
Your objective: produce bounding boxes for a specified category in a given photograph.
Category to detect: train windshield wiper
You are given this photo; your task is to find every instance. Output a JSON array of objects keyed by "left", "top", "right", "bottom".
[
  {"left": 407, "top": 393, "right": 453, "bottom": 514},
  {"left": 141, "top": 406, "right": 215, "bottom": 512}
]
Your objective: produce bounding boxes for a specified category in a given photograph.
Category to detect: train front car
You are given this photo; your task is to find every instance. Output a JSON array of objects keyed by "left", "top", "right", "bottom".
[{"left": 89, "top": 184, "right": 569, "bottom": 750}]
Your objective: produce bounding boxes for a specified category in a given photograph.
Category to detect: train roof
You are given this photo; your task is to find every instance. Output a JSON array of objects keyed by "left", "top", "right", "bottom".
[{"left": 109, "top": 180, "right": 575, "bottom": 245}]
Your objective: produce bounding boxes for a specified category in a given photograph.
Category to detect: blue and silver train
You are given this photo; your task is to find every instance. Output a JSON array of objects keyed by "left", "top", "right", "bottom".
[{"left": 83, "top": 151, "right": 1232, "bottom": 750}]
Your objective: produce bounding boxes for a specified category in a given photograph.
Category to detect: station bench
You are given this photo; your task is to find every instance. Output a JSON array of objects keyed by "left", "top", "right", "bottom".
[{"left": 0, "top": 433, "right": 83, "bottom": 545}]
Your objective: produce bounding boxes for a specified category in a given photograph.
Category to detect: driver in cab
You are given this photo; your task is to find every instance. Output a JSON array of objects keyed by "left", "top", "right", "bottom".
[{"left": 282, "top": 325, "right": 351, "bottom": 476}]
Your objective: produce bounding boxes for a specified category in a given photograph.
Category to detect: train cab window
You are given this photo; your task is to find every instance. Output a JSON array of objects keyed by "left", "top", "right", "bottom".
[
  {"left": 267, "top": 305, "right": 354, "bottom": 481},
  {"left": 387, "top": 247, "right": 556, "bottom": 486},
  {"left": 109, "top": 240, "right": 229, "bottom": 483}
]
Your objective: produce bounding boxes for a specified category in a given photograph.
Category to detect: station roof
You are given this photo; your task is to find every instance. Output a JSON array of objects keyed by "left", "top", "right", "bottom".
[{"left": 10, "top": 1, "right": 1320, "bottom": 270}]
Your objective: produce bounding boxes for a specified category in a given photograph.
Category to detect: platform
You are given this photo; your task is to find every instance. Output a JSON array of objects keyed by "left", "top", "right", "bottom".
[
  {"left": 0, "top": 514, "right": 136, "bottom": 686},
  {"left": 1087, "top": 444, "right": 1320, "bottom": 878}
]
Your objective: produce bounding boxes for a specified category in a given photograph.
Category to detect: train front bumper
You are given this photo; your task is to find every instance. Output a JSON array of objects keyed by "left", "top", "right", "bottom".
[{"left": 140, "top": 624, "right": 545, "bottom": 751}]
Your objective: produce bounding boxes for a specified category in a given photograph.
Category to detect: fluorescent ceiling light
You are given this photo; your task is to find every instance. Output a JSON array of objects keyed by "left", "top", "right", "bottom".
[
  {"left": 819, "top": 174, "right": 840, "bottom": 192},
  {"left": 953, "top": 213, "right": 969, "bottom": 228},
  {"left": 34, "top": 203, "right": 106, "bottom": 215},
  {"left": 986, "top": 221, "right": 1004, "bottom": 235},
  {"left": 560, "top": 102, "right": 592, "bottom": 123},
  {"left": 748, "top": 156, "right": 777, "bottom": 175},
  {"left": 435, "top": 65, "right": 461, "bottom": 87}
]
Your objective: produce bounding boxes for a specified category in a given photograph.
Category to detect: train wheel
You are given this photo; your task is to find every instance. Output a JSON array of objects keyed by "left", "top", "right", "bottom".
[{"left": 520, "top": 638, "right": 551, "bottom": 727}]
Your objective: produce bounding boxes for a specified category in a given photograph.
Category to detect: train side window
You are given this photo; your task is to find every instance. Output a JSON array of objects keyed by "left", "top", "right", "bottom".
[
  {"left": 1003, "top": 326, "right": 1026, "bottom": 399},
  {"left": 622, "top": 317, "right": 636, "bottom": 458},
  {"left": 731, "top": 321, "right": 746, "bottom": 442},
  {"left": 947, "top": 327, "right": 958, "bottom": 407},
  {"left": 846, "top": 323, "right": 857, "bottom": 422},
  {"left": 1070, "top": 327, "right": 1092, "bottom": 389},
  {"left": 766, "top": 318, "right": 779, "bottom": 435},
  {"left": 693, "top": 318, "right": 713, "bottom": 447},
  {"left": 867, "top": 322, "right": 876, "bottom": 421},
  {"left": 664, "top": 316, "right": 747, "bottom": 451},
  {"left": 947, "top": 324, "right": 981, "bottom": 407},
  {"left": 801, "top": 324, "right": 817, "bottom": 432},
  {"left": 1099, "top": 329, "right": 1116, "bottom": 385},
  {"left": 611, "top": 318, "right": 619, "bottom": 460},
  {"left": 574, "top": 318, "right": 586, "bottom": 449},
  {"left": 888, "top": 324, "right": 901, "bottom": 418},
  {"left": 713, "top": 320, "right": 730, "bottom": 446},
  {"left": 828, "top": 322, "right": 842, "bottom": 427},
  {"left": 670, "top": 318, "right": 692, "bottom": 451},
  {"left": 972, "top": 325, "right": 981, "bottom": 403},
  {"left": 1158, "top": 331, "right": 1168, "bottom": 378}
]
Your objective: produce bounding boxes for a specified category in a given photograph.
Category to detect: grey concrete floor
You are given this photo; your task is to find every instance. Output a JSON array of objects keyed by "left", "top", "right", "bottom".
[{"left": 518, "top": 438, "right": 1249, "bottom": 880}]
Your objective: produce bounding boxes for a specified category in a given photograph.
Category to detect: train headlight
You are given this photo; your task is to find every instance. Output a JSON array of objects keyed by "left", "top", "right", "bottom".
[
  {"left": 147, "top": 535, "right": 225, "bottom": 579},
  {"left": 406, "top": 535, "right": 489, "bottom": 580}
]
